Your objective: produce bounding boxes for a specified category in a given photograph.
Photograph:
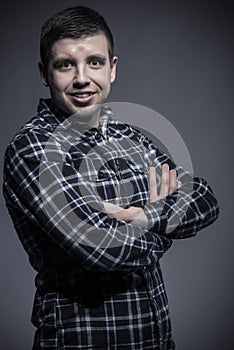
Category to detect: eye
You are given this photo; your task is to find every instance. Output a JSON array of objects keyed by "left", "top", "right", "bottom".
[
  {"left": 54, "top": 61, "right": 74, "bottom": 71},
  {"left": 62, "top": 62, "right": 72, "bottom": 68},
  {"left": 89, "top": 58, "right": 106, "bottom": 68}
]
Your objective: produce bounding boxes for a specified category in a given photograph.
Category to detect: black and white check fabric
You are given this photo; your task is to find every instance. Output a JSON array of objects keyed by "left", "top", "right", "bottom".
[{"left": 3, "top": 99, "right": 219, "bottom": 349}]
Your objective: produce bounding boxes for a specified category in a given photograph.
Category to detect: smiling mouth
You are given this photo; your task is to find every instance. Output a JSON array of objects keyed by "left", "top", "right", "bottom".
[
  {"left": 74, "top": 92, "right": 94, "bottom": 98},
  {"left": 69, "top": 92, "right": 96, "bottom": 104},
  {"left": 70, "top": 92, "right": 95, "bottom": 97}
]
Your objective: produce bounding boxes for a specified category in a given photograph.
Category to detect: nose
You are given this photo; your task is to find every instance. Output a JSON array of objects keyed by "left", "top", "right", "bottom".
[{"left": 73, "top": 65, "right": 90, "bottom": 87}]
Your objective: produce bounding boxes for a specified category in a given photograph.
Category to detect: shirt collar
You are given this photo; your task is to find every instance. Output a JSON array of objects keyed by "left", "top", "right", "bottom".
[{"left": 37, "top": 98, "right": 113, "bottom": 140}]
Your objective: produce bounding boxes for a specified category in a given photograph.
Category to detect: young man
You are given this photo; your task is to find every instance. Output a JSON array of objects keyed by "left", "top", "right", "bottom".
[{"left": 3, "top": 6, "right": 219, "bottom": 350}]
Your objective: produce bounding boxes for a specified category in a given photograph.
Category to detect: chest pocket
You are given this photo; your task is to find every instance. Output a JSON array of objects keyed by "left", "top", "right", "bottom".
[
  {"left": 96, "top": 158, "right": 148, "bottom": 206},
  {"left": 118, "top": 159, "right": 148, "bottom": 206},
  {"left": 78, "top": 157, "right": 148, "bottom": 206}
]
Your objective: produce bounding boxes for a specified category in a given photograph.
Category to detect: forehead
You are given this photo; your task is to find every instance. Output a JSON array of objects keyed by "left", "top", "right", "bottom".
[{"left": 50, "top": 33, "right": 109, "bottom": 58}]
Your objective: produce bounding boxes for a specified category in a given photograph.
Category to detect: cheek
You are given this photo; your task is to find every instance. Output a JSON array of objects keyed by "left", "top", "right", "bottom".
[
  {"left": 93, "top": 68, "right": 112, "bottom": 85},
  {"left": 49, "top": 73, "right": 72, "bottom": 92}
]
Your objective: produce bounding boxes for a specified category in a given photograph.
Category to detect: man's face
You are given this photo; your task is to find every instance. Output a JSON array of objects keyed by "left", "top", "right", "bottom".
[{"left": 40, "top": 33, "right": 117, "bottom": 120}]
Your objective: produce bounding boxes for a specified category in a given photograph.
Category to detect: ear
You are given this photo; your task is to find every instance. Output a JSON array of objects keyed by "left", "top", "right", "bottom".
[
  {"left": 110, "top": 56, "right": 118, "bottom": 83},
  {"left": 38, "top": 62, "right": 48, "bottom": 87}
]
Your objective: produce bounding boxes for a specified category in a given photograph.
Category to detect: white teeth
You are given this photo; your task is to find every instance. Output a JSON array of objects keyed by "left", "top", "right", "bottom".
[{"left": 76, "top": 93, "right": 91, "bottom": 98}]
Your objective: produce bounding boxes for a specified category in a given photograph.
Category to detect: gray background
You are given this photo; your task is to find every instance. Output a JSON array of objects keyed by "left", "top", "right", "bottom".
[{"left": 1, "top": 0, "right": 233, "bottom": 349}]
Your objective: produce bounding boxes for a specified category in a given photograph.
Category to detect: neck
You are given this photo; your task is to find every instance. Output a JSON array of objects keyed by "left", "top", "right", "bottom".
[{"left": 75, "top": 106, "right": 101, "bottom": 128}]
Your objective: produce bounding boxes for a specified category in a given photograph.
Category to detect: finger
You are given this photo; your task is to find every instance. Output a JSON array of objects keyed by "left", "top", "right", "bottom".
[
  {"left": 169, "top": 169, "right": 177, "bottom": 194},
  {"left": 149, "top": 166, "right": 158, "bottom": 203},
  {"left": 159, "top": 163, "right": 169, "bottom": 199},
  {"left": 102, "top": 202, "right": 123, "bottom": 213}
]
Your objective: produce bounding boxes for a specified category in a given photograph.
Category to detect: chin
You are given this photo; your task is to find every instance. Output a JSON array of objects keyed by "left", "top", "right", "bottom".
[{"left": 76, "top": 104, "right": 101, "bottom": 118}]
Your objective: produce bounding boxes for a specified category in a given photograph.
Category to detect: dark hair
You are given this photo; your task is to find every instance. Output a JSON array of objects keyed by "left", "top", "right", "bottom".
[{"left": 40, "top": 6, "right": 114, "bottom": 68}]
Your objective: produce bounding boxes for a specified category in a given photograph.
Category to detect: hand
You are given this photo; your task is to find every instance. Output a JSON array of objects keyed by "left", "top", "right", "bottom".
[
  {"left": 103, "top": 164, "right": 182, "bottom": 228},
  {"left": 149, "top": 164, "right": 182, "bottom": 202},
  {"left": 103, "top": 202, "right": 148, "bottom": 229}
]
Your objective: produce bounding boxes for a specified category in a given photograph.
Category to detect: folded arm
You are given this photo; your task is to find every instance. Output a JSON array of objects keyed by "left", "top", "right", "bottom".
[
  {"left": 108, "top": 128, "right": 219, "bottom": 239},
  {"left": 3, "top": 131, "right": 172, "bottom": 272}
]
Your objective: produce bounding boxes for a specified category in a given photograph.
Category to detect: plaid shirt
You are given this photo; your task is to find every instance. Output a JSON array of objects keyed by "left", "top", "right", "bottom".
[{"left": 3, "top": 99, "right": 219, "bottom": 349}]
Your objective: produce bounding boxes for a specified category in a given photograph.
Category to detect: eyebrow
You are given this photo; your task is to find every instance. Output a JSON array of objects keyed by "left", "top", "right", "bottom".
[
  {"left": 87, "top": 54, "right": 107, "bottom": 62},
  {"left": 51, "top": 54, "right": 108, "bottom": 63},
  {"left": 50, "top": 54, "right": 73, "bottom": 63}
]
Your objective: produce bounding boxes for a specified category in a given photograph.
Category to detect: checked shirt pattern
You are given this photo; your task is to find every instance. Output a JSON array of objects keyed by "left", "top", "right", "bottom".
[{"left": 3, "top": 99, "right": 219, "bottom": 349}]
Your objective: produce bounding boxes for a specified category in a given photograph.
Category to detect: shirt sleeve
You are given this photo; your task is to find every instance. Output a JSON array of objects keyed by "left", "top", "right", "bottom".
[
  {"left": 136, "top": 129, "right": 219, "bottom": 239},
  {"left": 4, "top": 129, "right": 172, "bottom": 272}
]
